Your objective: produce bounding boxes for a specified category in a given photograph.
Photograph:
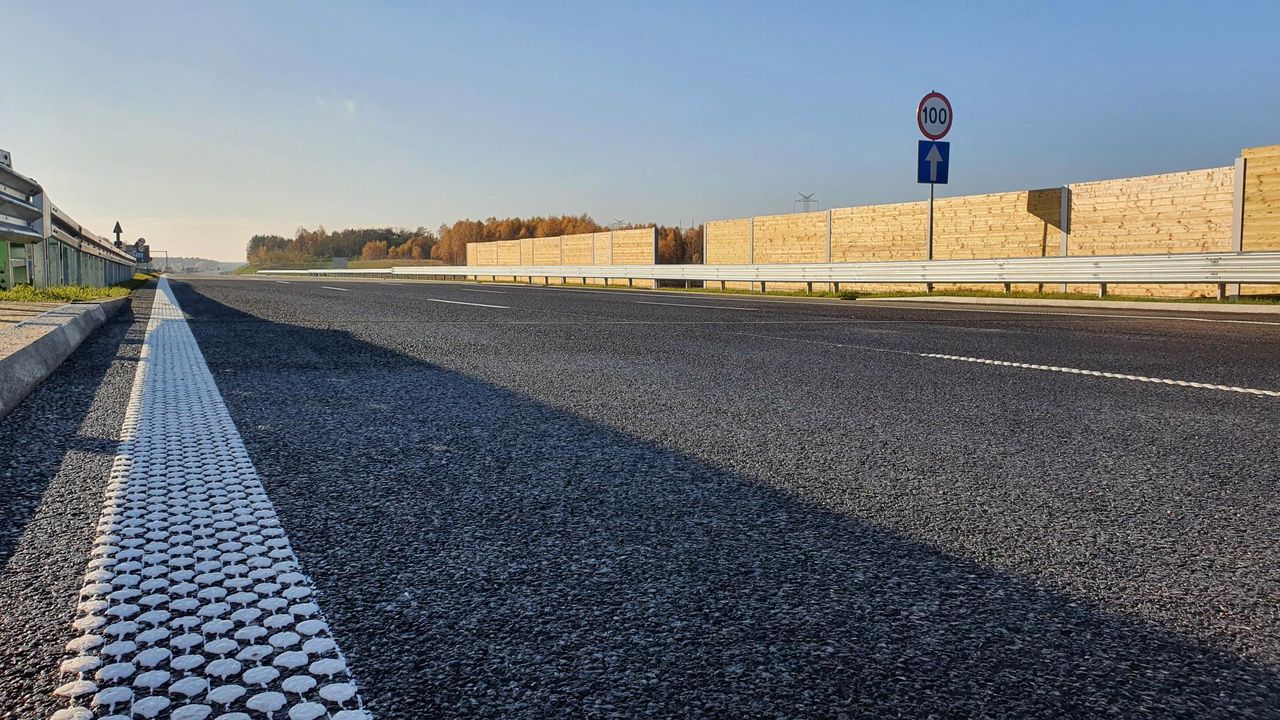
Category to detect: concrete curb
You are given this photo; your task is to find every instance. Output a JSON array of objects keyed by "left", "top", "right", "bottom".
[
  {"left": 0, "top": 296, "right": 131, "bottom": 422},
  {"left": 864, "top": 295, "right": 1280, "bottom": 315}
]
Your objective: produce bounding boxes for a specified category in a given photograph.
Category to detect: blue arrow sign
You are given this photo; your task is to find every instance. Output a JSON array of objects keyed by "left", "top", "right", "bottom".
[{"left": 917, "top": 140, "right": 949, "bottom": 184}]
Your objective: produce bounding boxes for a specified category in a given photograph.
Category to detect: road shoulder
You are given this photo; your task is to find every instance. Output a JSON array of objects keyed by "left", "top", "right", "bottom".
[{"left": 0, "top": 295, "right": 135, "bottom": 421}]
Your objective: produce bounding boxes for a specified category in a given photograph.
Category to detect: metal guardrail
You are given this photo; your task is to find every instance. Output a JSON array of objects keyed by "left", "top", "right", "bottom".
[
  {"left": 0, "top": 157, "right": 136, "bottom": 288},
  {"left": 258, "top": 252, "right": 1280, "bottom": 289}
]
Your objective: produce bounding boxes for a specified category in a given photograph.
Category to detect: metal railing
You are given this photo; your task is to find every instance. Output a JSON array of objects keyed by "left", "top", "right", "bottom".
[
  {"left": 259, "top": 251, "right": 1280, "bottom": 296},
  {"left": 0, "top": 156, "right": 136, "bottom": 289}
]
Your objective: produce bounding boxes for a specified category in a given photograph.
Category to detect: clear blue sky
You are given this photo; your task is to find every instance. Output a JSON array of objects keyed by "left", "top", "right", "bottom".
[{"left": 3, "top": 1, "right": 1277, "bottom": 260}]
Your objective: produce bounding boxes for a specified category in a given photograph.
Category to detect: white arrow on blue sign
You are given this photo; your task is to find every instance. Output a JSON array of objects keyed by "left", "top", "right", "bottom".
[{"left": 917, "top": 140, "right": 949, "bottom": 184}]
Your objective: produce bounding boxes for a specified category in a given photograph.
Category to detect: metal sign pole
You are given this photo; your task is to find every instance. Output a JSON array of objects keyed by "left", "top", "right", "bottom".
[
  {"left": 916, "top": 89, "right": 950, "bottom": 296},
  {"left": 926, "top": 183, "right": 935, "bottom": 292},
  {"left": 927, "top": 183, "right": 934, "bottom": 260}
]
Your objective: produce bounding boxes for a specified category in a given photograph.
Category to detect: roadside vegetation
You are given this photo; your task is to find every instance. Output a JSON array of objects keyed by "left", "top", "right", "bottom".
[
  {"left": 0, "top": 273, "right": 154, "bottom": 303},
  {"left": 245, "top": 217, "right": 705, "bottom": 268}
]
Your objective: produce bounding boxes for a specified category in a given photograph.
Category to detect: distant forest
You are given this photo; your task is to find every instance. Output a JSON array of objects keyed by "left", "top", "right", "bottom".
[
  {"left": 246, "top": 216, "right": 703, "bottom": 267},
  {"left": 166, "top": 257, "right": 245, "bottom": 273}
]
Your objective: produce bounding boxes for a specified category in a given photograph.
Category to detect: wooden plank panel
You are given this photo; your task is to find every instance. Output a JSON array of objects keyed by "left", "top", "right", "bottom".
[
  {"left": 561, "top": 233, "right": 594, "bottom": 264},
  {"left": 1243, "top": 145, "right": 1280, "bottom": 254},
  {"left": 611, "top": 228, "right": 657, "bottom": 264},
  {"left": 706, "top": 219, "right": 752, "bottom": 264}
]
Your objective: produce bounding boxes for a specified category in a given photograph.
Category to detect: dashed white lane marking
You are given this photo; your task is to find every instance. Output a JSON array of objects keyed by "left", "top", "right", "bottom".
[
  {"left": 273, "top": 281, "right": 290, "bottom": 285},
  {"left": 714, "top": 329, "right": 1280, "bottom": 398},
  {"left": 920, "top": 353, "right": 1280, "bottom": 397},
  {"left": 427, "top": 298, "right": 509, "bottom": 309},
  {"left": 50, "top": 278, "right": 369, "bottom": 720},
  {"left": 635, "top": 300, "right": 760, "bottom": 312},
  {"left": 459, "top": 288, "right": 507, "bottom": 294},
  {"left": 319, "top": 286, "right": 350, "bottom": 292}
]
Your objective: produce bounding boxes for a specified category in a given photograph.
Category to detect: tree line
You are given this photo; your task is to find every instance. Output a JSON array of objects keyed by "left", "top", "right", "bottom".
[
  {"left": 247, "top": 227, "right": 437, "bottom": 266},
  {"left": 246, "top": 215, "right": 704, "bottom": 266}
]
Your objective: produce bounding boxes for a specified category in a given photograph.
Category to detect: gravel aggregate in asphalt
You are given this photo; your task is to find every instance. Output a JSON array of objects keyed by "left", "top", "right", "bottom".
[
  {"left": 163, "top": 278, "right": 1280, "bottom": 718},
  {"left": 0, "top": 289, "right": 154, "bottom": 719},
  {"left": 3, "top": 277, "right": 1277, "bottom": 718}
]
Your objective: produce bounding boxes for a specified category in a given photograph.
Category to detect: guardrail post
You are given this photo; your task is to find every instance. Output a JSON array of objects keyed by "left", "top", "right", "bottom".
[
  {"left": 1228, "top": 157, "right": 1246, "bottom": 299},
  {"left": 1098, "top": 283, "right": 1108, "bottom": 298}
]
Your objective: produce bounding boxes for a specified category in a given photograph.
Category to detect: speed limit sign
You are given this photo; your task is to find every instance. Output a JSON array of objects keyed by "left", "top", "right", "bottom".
[{"left": 917, "top": 92, "right": 952, "bottom": 140}]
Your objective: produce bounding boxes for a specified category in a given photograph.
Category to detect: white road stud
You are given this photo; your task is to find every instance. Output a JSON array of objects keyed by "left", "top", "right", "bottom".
[{"left": 49, "top": 279, "right": 370, "bottom": 720}]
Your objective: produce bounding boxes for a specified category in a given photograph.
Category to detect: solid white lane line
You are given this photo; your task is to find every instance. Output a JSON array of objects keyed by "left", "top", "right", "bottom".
[
  {"left": 712, "top": 329, "right": 1280, "bottom": 398},
  {"left": 635, "top": 300, "right": 760, "bottom": 311},
  {"left": 427, "top": 298, "right": 509, "bottom": 309},
  {"left": 460, "top": 288, "right": 507, "bottom": 294},
  {"left": 50, "top": 278, "right": 368, "bottom": 720},
  {"left": 320, "top": 286, "right": 350, "bottom": 292}
]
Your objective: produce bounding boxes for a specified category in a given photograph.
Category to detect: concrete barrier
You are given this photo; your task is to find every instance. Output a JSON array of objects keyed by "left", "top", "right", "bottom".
[{"left": 0, "top": 296, "right": 129, "bottom": 421}]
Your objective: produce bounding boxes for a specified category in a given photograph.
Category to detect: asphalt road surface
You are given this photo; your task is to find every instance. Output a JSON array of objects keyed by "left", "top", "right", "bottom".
[{"left": 2, "top": 276, "right": 1278, "bottom": 718}]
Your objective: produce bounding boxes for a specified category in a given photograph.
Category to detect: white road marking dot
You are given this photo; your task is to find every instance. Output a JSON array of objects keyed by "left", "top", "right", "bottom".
[
  {"left": 636, "top": 300, "right": 760, "bottom": 311},
  {"left": 427, "top": 298, "right": 509, "bottom": 309},
  {"left": 319, "top": 286, "right": 350, "bottom": 292},
  {"left": 49, "top": 278, "right": 367, "bottom": 719}
]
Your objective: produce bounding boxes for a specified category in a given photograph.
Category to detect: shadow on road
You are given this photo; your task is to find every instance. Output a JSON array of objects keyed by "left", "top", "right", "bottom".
[
  {"left": 0, "top": 297, "right": 144, "bottom": 570},
  {"left": 173, "top": 281, "right": 1279, "bottom": 718},
  {"left": 0, "top": 292, "right": 155, "bottom": 719}
]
